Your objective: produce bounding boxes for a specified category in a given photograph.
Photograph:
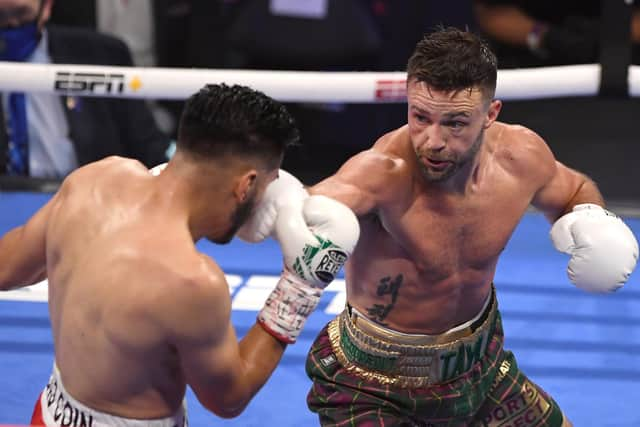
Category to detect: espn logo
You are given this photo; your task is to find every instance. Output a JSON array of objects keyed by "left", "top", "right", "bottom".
[
  {"left": 374, "top": 79, "right": 407, "bottom": 101},
  {"left": 54, "top": 72, "right": 125, "bottom": 94}
]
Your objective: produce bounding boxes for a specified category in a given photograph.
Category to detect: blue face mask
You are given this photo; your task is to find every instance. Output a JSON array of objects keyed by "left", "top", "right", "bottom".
[{"left": 0, "top": 21, "right": 40, "bottom": 62}]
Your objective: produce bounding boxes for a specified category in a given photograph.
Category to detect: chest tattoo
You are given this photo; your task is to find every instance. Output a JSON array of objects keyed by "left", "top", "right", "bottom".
[{"left": 364, "top": 274, "right": 403, "bottom": 325}]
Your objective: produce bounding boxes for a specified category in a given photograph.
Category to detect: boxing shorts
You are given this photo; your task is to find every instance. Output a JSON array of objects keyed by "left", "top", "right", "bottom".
[{"left": 30, "top": 364, "right": 188, "bottom": 427}]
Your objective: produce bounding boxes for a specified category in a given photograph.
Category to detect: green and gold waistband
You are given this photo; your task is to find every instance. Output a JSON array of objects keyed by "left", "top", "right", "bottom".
[{"left": 328, "top": 288, "right": 497, "bottom": 388}]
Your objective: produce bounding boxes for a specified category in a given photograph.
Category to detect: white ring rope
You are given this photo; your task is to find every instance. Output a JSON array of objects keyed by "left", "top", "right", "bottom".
[{"left": 0, "top": 61, "right": 632, "bottom": 102}]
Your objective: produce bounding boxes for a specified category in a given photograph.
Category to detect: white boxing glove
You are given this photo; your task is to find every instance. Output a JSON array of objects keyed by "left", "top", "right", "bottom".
[
  {"left": 258, "top": 195, "right": 360, "bottom": 343},
  {"left": 236, "top": 169, "right": 308, "bottom": 243},
  {"left": 149, "top": 163, "right": 167, "bottom": 176},
  {"left": 550, "top": 203, "right": 639, "bottom": 293}
]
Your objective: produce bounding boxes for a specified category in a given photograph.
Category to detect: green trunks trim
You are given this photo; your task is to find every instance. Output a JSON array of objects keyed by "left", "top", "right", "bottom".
[{"left": 340, "top": 324, "right": 399, "bottom": 373}]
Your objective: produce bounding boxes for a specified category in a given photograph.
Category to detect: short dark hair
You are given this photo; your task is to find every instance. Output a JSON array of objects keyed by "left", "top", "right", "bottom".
[
  {"left": 407, "top": 27, "right": 498, "bottom": 100},
  {"left": 177, "top": 84, "right": 299, "bottom": 167}
]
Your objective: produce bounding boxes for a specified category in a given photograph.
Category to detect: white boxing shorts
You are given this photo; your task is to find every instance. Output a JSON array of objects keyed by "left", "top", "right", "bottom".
[{"left": 30, "top": 364, "right": 188, "bottom": 427}]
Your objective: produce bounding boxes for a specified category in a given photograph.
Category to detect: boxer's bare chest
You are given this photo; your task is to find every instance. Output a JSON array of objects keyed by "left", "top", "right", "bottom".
[{"left": 376, "top": 172, "right": 532, "bottom": 278}]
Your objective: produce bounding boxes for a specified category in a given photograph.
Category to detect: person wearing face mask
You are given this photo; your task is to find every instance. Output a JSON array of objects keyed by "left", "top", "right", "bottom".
[{"left": 0, "top": 0, "right": 171, "bottom": 180}]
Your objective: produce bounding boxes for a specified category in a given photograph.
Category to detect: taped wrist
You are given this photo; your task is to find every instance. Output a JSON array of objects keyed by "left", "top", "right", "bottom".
[
  {"left": 257, "top": 271, "right": 322, "bottom": 344},
  {"left": 572, "top": 203, "right": 614, "bottom": 216}
]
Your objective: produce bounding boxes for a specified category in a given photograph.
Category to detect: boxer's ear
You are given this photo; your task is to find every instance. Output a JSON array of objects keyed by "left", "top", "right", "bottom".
[
  {"left": 234, "top": 169, "right": 258, "bottom": 203},
  {"left": 483, "top": 99, "right": 502, "bottom": 129}
]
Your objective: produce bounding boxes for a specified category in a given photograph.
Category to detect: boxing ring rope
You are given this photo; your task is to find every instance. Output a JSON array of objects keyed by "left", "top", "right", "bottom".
[
  {"left": 4, "top": 61, "right": 640, "bottom": 102},
  {"left": 1, "top": 62, "right": 639, "bottom": 427},
  {"left": 3, "top": 60, "right": 640, "bottom": 203}
]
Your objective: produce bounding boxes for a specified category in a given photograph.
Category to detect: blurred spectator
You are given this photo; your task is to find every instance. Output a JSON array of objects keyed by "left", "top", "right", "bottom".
[
  {"left": 96, "top": 0, "right": 156, "bottom": 67},
  {"left": 225, "top": 0, "right": 381, "bottom": 70},
  {"left": 472, "top": 0, "right": 640, "bottom": 68},
  {"left": 50, "top": 0, "right": 227, "bottom": 69},
  {"left": 0, "top": 0, "right": 171, "bottom": 179},
  {"left": 49, "top": 0, "right": 227, "bottom": 136},
  {"left": 224, "top": 0, "right": 475, "bottom": 71}
]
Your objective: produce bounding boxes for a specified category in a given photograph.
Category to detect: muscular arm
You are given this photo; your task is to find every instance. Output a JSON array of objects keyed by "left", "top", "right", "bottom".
[
  {"left": 0, "top": 195, "right": 56, "bottom": 290},
  {"left": 517, "top": 130, "right": 637, "bottom": 293},
  {"left": 168, "top": 260, "right": 286, "bottom": 419},
  {"left": 309, "top": 149, "right": 398, "bottom": 217},
  {"left": 524, "top": 131, "right": 604, "bottom": 222}
]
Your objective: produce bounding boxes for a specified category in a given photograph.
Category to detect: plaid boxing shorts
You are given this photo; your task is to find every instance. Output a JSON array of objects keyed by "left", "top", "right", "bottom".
[{"left": 306, "top": 289, "right": 565, "bottom": 426}]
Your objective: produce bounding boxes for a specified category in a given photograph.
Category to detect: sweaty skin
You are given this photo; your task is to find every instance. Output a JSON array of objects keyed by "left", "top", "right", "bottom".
[
  {"left": 311, "top": 80, "right": 602, "bottom": 335},
  {"left": 0, "top": 156, "right": 284, "bottom": 419}
]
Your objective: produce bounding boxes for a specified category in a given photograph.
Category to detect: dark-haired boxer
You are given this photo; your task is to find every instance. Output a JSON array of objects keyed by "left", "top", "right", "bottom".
[{"left": 0, "top": 83, "right": 359, "bottom": 426}]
